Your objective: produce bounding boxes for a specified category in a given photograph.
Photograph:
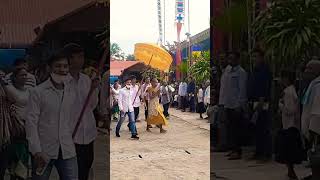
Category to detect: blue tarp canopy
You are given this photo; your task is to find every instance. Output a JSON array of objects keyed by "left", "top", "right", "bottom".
[
  {"left": 110, "top": 76, "right": 118, "bottom": 84},
  {"left": 0, "top": 49, "right": 26, "bottom": 70}
]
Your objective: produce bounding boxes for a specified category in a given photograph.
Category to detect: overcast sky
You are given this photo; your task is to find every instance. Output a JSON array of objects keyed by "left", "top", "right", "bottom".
[{"left": 110, "top": 0, "right": 210, "bottom": 55}]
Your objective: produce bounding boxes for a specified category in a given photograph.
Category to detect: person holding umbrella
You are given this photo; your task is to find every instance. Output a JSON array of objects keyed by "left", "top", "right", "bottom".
[{"left": 146, "top": 78, "right": 168, "bottom": 133}]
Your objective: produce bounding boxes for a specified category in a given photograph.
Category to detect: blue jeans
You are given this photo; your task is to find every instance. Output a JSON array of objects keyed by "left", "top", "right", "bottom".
[
  {"left": 31, "top": 156, "right": 78, "bottom": 180},
  {"left": 116, "top": 111, "right": 137, "bottom": 135}
]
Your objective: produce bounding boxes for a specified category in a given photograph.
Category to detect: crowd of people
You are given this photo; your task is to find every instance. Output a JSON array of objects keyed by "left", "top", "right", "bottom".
[
  {"left": 212, "top": 49, "right": 320, "bottom": 180},
  {"left": 109, "top": 75, "right": 211, "bottom": 139},
  {"left": 0, "top": 43, "right": 107, "bottom": 180}
]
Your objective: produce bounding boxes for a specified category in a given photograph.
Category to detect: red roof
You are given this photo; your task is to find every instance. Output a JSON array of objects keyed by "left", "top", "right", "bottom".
[
  {"left": 110, "top": 60, "right": 139, "bottom": 76},
  {"left": 0, "top": 0, "right": 99, "bottom": 47}
]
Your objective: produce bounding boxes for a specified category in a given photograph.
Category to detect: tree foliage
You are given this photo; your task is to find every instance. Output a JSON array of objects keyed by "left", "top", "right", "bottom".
[
  {"left": 110, "top": 43, "right": 122, "bottom": 58},
  {"left": 189, "top": 51, "right": 211, "bottom": 84},
  {"left": 126, "top": 54, "right": 135, "bottom": 61},
  {"left": 253, "top": 0, "right": 320, "bottom": 66}
]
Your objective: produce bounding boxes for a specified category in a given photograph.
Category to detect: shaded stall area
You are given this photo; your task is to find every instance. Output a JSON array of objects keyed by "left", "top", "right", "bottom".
[
  {"left": 28, "top": 2, "right": 109, "bottom": 67},
  {"left": 120, "top": 62, "right": 148, "bottom": 81}
]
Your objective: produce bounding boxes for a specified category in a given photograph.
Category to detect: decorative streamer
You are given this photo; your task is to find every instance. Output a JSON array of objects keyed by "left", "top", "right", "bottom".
[{"left": 175, "top": 0, "right": 185, "bottom": 80}]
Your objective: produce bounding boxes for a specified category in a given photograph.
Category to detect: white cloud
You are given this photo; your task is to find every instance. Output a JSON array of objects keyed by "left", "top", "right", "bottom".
[{"left": 110, "top": 0, "right": 210, "bottom": 54}]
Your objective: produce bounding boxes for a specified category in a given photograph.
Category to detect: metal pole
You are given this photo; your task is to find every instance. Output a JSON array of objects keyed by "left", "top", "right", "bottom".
[
  {"left": 188, "top": 0, "right": 190, "bottom": 34},
  {"left": 188, "top": 0, "right": 191, "bottom": 69},
  {"left": 163, "top": 0, "right": 166, "bottom": 44}
]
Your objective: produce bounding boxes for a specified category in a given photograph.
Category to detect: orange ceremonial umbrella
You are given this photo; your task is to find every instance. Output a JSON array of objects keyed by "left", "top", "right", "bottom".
[{"left": 134, "top": 43, "right": 173, "bottom": 72}]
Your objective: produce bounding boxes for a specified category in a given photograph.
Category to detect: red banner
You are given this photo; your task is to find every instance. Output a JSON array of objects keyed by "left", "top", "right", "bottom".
[
  {"left": 212, "top": 0, "right": 225, "bottom": 57},
  {"left": 176, "top": 22, "right": 183, "bottom": 80}
]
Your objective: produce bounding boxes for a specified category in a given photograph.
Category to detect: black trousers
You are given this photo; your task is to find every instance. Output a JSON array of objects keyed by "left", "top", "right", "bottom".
[
  {"left": 181, "top": 96, "right": 187, "bottom": 111},
  {"left": 145, "top": 100, "right": 149, "bottom": 120},
  {"left": 189, "top": 96, "right": 195, "bottom": 112},
  {"left": 163, "top": 103, "right": 170, "bottom": 117},
  {"left": 226, "top": 108, "right": 243, "bottom": 154},
  {"left": 134, "top": 107, "right": 139, "bottom": 121},
  {"left": 75, "top": 141, "right": 94, "bottom": 180},
  {"left": 0, "top": 147, "right": 9, "bottom": 180},
  {"left": 255, "top": 110, "right": 272, "bottom": 158}
]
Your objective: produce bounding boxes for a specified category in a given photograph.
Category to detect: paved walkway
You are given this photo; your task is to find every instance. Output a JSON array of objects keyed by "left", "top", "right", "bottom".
[{"left": 110, "top": 108, "right": 210, "bottom": 180}]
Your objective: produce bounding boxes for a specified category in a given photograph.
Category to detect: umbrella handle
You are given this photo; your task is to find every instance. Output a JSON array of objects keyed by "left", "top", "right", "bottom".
[{"left": 73, "top": 47, "right": 108, "bottom": 138}]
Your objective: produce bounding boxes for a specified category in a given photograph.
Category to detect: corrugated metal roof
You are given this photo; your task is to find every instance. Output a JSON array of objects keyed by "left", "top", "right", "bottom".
[
  {"left": 110, "top": 60, "right": 139, "bottom": 76},
  {"left": 0, "top": 0, "right": 98, "bottom": 47}
]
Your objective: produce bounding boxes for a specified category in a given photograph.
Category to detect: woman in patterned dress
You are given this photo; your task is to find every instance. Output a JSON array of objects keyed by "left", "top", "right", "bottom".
[{"left": 146, "top": 78, "right": 168, "bottom": 133}]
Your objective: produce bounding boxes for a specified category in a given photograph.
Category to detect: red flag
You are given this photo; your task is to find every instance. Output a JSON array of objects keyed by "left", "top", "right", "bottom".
[
  {"left": 212, "top": 0, "right": 225, "bottom": 56},
  {"left": 177, "top": 22, "right": 182, "bottom": 42},
  {"left": 175, "top": 47, "right": 182, "bottom": 80},
  {"left": 176, "top": 22, "right": 183, "bottom": 80}
]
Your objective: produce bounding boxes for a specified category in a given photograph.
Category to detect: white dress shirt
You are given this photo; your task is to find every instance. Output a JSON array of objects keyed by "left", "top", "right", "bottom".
[
  {"left": 204, "top": 86, "right": 210, "bottom": 105},
  {"left": 69, "top": 73, "right": 99, "bottom": 145},
  {"left": 25, "top": 79, "right": 77, "bottom": 160},
  {"left": 302, "top": 76, "right": 320, "bottom": 138},
  {"left": 198, "top": 88, "right": 204, "bottom": 103},
  {"left": 132, "top": 84, "right": 141, "bottom": 107},
  {"left": 178, "top": 82, "right": 188, "bottom": 96},
  {"left": 118, "top": 87, "right": 134, "bottom": 112},
  {"left": 219, "top": 65, "right": 231, "bottom": 105},
  {"left": 280, "top": 85, "right": 300, "bottom": 130},
  {"left": 160, "top": 85, "right": 171, "bottom": 104},
  {"left": 223, "top": 65, "right": 247, "bottom": 109}
]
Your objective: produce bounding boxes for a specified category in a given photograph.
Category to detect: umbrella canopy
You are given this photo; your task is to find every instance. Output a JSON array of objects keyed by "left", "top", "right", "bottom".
[{"left": 134, "top": 43, "right": 173, "bottom": 72}]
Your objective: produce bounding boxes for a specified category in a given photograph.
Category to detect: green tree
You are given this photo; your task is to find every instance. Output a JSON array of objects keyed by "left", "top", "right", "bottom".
[
  {"left": 176, "top": 61, "right": 189, "bottom": 80},
  {"left": 189, "top": 51, "right": 211, "bottom": 84},
  {"left": 253, "top": 0, "right": 320, "bottom": 69},
  {"left": 110, "top": 43, "right": 122, "bottom": 58},
  {"left": 126, "top": 54, "right": 135, "bottom": 61}
]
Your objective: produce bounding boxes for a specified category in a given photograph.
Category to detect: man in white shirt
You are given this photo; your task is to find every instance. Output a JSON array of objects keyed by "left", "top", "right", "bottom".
[
  {"left": 160, "top": 81, "right": 173, "bottom": 118},
  {"left": 205, "top": 80, "right": 211, "bottom": 107},
  {"left": 5, "top": 58, "right": 36, "bottom": 89},
  {"left": 141, "top": 77, "right": 152, "bottom": 128},
  {"left": 179, "top": 79, "right": 188, "bottom": 112},
  {"left": 25, "top": 50, "right": 78, "bottom": 179},
  {"left": 223, "top": 52, "right": 247, "bottom": 160},
  {"left": 301, "top": 60, "right": 320, "bottom": 180},
  {"left": 116, "top": 77, "right": 139, "bottom": 139},
  {"left": 126, "top": 75, "right": 140, "bottom": 133},
  {"left": 131, "top": 75, "right": 141, "bottom": 122},
  {"left": 64, "top": 43, "right": 99, "bottom": 180}
]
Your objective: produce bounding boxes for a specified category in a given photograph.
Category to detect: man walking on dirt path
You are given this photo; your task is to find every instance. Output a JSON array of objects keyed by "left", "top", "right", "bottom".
[{"left": 116, "top": 77, "right": 139, "bottom": 140}]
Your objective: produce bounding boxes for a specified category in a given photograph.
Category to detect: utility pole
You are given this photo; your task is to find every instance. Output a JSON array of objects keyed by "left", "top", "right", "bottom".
[
  {"left": 187, "top": 0, "right": 191, "bottom": 68},
  {"left": 163, "top": 0, "right": 166, "bottom": 44}
]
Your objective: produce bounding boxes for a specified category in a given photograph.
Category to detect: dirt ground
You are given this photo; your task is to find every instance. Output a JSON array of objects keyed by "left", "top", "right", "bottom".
[{"left": 110, "top": 108, "right": 210, "bottom": 180}]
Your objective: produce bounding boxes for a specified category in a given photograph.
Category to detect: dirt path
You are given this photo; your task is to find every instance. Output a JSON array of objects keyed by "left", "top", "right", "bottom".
[{"left": 110, "top": 109, "right": 210, "bottom": 180}]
